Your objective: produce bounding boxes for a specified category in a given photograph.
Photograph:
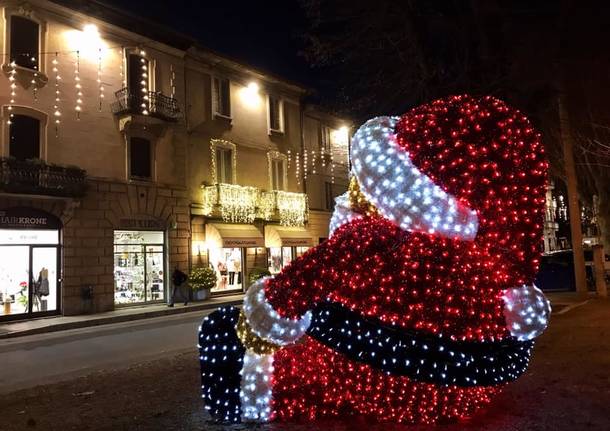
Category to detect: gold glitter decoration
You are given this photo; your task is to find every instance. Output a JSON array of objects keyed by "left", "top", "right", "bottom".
[
  {"left": 236, "top": 310, "right": 282, "bottom": 355},
  {"left": 348, "top": 176, "right": 379, "bottom": 216}
]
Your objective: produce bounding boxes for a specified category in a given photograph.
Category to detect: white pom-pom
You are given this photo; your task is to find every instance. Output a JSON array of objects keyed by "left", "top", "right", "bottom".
[
  {"left": 502, "top": 284, "right": 551, "bottom": 341},
  {"left": 242, "top": 277, "right": 311, "bottom": 346}
]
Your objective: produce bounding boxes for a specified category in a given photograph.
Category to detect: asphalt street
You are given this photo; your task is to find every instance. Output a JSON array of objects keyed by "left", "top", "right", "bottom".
[{"left": 0, "top": 310, "right": 209, "bottom": 394}]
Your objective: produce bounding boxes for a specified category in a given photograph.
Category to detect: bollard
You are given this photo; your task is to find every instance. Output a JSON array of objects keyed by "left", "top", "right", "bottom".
[{"left": 592, "top": 244, "right": 607, "bottom": 298}]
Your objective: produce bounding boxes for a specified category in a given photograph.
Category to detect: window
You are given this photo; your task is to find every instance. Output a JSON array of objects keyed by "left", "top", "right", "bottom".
[
  {"left": 268, "top": 96, "right": 283, "bottom": 132},
  {"left": 216, "top": 147, "right": 233, "bottom": 184},
  {"left": 10, "top": 16, "right": 39, "bottom": 69},
  {"left": 320, "top": 125, "right": 332, "bottom": 153},
  {"left": 271, "top": 159, "right": 285, "bottom": 190},
  {"left": 128, "top": 53, "right": 149, "bottom": 93},
  {"left": 213, "top": 77, "right": 231, "bottom": 118},
  {"left": 130, "top": 137, "right": 152, "bottom": 180},
  {"left": 9, "top": 114, "right": 40, "bottom": 160},
  {"left": 325, "top": 181, "right": 335, "bottom": 211}
]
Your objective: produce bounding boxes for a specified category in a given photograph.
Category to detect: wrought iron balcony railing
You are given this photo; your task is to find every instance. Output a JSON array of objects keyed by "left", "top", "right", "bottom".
[
  {"left": 111, "top": 87, "right": 181, "bottom": 122},
  {"left": 201, "top": 183, "right": 309, "bottom": 226},
  {"left": 0, "top": 158, "right": 87, "bottom": 197}
]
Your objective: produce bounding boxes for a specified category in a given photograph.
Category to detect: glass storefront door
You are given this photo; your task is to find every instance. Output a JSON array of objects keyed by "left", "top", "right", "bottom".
[
  {"left": 209, "top": 247, "right": 243, "bottom": 293},
  {"left": 114, "top": 231, "right": 165, "bottom": 305},
  {"left": 0, "top": 229, "right": 60, "bottom": 319},
  {"left": 268, "top": 246, "right": 293, "bottom": 275}
]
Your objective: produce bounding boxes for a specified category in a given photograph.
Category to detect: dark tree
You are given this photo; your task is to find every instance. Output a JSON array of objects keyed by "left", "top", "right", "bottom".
[{"left": 300, "top": 0, "right": 610, "bottom": 252}]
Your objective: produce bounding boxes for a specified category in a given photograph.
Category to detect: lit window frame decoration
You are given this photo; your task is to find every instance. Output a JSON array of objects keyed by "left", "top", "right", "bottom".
[
  {"left": 276, "top": 191, "right": 308, "bottom": 227},
  {"left": 210, "top": 139, "right": 237, "bottom": 185}
]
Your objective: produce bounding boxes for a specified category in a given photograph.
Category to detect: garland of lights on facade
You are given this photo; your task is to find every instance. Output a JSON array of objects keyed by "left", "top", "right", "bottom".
[{"left": 198, "top": 95, "right": 552, "bottom": 424}]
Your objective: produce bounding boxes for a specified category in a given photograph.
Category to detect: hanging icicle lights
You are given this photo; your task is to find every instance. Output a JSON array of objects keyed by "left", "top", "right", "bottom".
[
  {"left": 97, "top": 48, "right": 104, "bottom": 111},
  {"left": 52, "top": 53, "right": 61, "bottom": 135},
  {"left": 140, "top": 50, "right": 149, "bottom": 115},
  {"left": 6, "top": 61, "right": 17, "bottom": 124},
  {"left": 74, "top": 51, "right": 82, "bottom": 118}
]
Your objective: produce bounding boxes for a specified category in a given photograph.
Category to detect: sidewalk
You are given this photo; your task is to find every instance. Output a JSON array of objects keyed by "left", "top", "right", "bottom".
[{"left": 0, "top": 294, "right": 243, "bottom": 339}]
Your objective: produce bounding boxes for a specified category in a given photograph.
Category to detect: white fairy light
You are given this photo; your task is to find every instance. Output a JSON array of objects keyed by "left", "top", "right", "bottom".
[
  {"left": 295, "top": 153, "right": 301, "bottom": 185},
  {"left": 52, "top": 53, "right": 61, "bottom": 136},
  {"left": 7, "top": 61, "right": 17, "bottom": 124},
  {"left": 119, "top": 47, "right": 126, "bottom": 88},
  {"left": 170, "top": 63, "right": 176, "bottom": 99},
  {"left": 97, "top": 48, "right": 104, "bottom": 111},
  {"left": 303, "top": 150, "right": 308, "bottom": 180},
  {"left": 74, "top": 51, "right": 82, "bottom": 119},
  {"left": 311, "top": 149, "right": 317, "bottom": 174},
  {"left": 140, "top": 50, "right": 149, "bottom": 115},
  {"left": 287, "top": 149, "right": 291, "bottom": 169}
]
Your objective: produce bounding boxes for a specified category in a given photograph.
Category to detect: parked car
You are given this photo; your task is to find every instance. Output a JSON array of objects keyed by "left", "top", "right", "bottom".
[{"left": 535, "top": 249, "right": 609, "bottom": 291}]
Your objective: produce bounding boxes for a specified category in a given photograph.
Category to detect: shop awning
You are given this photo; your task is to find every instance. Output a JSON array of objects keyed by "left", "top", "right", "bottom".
[
  {"left": 264, "top": 225, "right": 313, "bottom": 248},
  {"left": 205, "top": 223, "right": 264, "bottom": 248}
]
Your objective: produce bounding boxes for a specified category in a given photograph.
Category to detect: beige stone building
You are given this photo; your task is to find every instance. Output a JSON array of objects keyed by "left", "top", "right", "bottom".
[{"left": 0, "top": 0, "right": 351, "bottom": 321}]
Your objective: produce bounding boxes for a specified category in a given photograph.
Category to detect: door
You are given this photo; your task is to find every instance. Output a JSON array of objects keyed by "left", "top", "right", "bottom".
[{"left": 31, "top": 246, "right": 58, "bottom": 313}]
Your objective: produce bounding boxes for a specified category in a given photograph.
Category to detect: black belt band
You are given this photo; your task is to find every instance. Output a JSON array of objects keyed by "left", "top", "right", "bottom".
[{"left": 306, "top": 302, "right": 534, "bottom": 387}]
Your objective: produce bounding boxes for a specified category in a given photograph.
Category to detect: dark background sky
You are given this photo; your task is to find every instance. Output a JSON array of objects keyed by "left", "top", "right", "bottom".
[{"left": 105, "top": 0, "right": 314, "bottom": 88}]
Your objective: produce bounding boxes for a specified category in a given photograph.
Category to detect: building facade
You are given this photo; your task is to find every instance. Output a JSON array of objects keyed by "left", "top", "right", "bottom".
[{"left": 0, "top": 0, "right": 351, "bottom": 321}]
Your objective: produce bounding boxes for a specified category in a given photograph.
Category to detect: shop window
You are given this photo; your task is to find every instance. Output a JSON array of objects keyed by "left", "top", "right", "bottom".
[
  {"left": 320, "top": 124, "right": 332, "bottom": 154},
  {"left": 268, "top": 246, "right": 293, "bottom": 274},
  {"left": 0, "top": 229, "right": 59, "bottom": 318},
  {"left": 114, "top": 231, "right": 165, "bottom": 304},
  {"left": 10, "top": 16, "right": 39, "bottom": 69},
  {"left": 209, "top": 247, "right": 243, "bottom": 293},
  {"left": 216, "top": 147, "right": 233, "bottom": 184},
  {"left": 213, "top": 77, "right": 231, "bottom": 118},
  {"left": 9, "top": 114, "right": 40, "bottom": 161},
  {"left": 129, "top": 137, "right": 152, "bottom": 180},
  {"left": 271, "top": 158, "right": 285, "bottom": 191},
  {"left": 268, "top": 96, "right": 283, "bottom": 132}
]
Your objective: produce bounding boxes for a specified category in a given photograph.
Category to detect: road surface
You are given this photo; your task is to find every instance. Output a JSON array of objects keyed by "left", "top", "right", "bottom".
[{"left": 0, "top": 310, "right": 210, "bottom": 394}]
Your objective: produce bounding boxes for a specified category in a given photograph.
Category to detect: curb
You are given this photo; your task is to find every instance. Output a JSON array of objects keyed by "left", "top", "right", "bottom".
[{"left": 0, "top": 298, "right": 243, "bottom": 340}]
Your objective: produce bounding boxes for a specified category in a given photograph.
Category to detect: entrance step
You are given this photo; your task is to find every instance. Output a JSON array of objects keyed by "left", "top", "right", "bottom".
[{"left": 0, "top": 294, "right": 243, "bottom": 339}]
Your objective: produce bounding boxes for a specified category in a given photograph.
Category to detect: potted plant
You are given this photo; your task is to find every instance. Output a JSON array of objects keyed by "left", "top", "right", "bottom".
[
  {"left": 190, "top": 266, "right": 217, "bottom": 301},
  {"left": 248, "top": 267, "right": 271, "bottom": 285}
]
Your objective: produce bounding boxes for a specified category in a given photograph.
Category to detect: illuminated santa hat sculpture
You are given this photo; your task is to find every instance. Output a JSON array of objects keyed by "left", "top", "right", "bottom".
[{"left": 198, "top": 95, "right": 551, "bottom": 424}]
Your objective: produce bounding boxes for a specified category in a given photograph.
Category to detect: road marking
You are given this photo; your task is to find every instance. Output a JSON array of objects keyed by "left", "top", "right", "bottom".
[{"left": 554, "top": 300, "right": 590, "bottom": 315}]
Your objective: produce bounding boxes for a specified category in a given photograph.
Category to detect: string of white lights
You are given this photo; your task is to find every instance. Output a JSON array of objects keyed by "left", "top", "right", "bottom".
[
  {"left": 52, "top": 53, "right": 61, "bottom": 136},
  {"left": 74, "top": 51, "right": 82, "bottom": 119},
  {"left": 140, "top": 50, "right": 149, "bottom": 115},
  {"left": 7, "top": 61, "right": 17, "bottom": 125}
]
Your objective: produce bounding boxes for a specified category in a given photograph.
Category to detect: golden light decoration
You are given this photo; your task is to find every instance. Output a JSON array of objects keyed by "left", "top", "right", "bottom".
[
  {"left": 348, "top": 176, "right": 378, "bottom": 217},
  {"left": 201, "top": 185, "right": 218, "bottom": 216},
  {"left": 236, "top": 310, "right": 281, "bottom": 355},
  {"left": 258, "top": 191, "right": 276, "bottom": 220},
  {"left": 276, "top": 191, "right": 308, "bottom": 226},
  {"left": 218, "top": 184, "right": 259, "bottom": 223}
]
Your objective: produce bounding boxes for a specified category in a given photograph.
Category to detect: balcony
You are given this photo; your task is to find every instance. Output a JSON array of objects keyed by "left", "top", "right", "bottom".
[
  {"left": 111, "top": 87, "right": 181, "bottom": 122},
  {"left": 0, "top": 158, "right": 87, "bottom": 198},
  {"left": 201, "top": 184, "right": 308, "bottom": 226}
]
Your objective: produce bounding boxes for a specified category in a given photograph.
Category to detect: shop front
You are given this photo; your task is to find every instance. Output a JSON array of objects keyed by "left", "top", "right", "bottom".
[
  {"left": 0, "top": 207, "right": 61, "bottom": 321},
  {"left": 113, "top": 218, "right": 167, "bottom": 306},
  {"left": 264, "top": 225, "right": 312, "bottom": 274},
  {"left": 205, "top": 223, "right": 265, "bottom": 294}
]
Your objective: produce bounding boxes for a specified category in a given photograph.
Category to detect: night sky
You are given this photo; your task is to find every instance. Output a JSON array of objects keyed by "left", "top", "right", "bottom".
[{"left": 105, "top": 0, "right": 314, "bottom": 88}]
